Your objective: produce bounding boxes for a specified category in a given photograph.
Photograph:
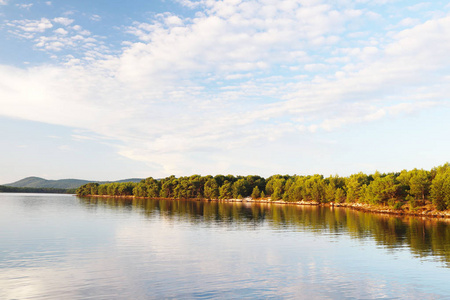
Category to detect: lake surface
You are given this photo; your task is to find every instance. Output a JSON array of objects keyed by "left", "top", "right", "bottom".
[{"left": 0, "top": 193, "right": 449, "bottom": 299}]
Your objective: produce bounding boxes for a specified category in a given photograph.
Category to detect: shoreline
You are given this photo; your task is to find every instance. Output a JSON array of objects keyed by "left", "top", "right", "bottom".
[{"left": 80, "top": 194, "right": 450, "bottom": 219}]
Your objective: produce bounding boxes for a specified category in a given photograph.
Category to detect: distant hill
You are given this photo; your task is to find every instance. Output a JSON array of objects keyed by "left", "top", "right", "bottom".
[{"left": 4, "top": 176, "right": 143, "bottom": 190}]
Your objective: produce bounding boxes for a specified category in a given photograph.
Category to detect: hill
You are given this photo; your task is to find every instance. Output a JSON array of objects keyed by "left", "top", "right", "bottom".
[{"left": 4, "top": 176, "right": 143, "bottom": 190}]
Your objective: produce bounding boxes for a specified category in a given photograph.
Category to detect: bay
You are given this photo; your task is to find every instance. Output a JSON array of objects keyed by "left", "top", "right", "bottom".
[{"left": 0, "top": 193, "right": 449, "bottom": 299}]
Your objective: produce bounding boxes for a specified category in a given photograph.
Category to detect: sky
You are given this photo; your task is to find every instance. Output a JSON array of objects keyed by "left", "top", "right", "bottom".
[{"left": 0, "top": 0, "right": 449, "bottom": 183}]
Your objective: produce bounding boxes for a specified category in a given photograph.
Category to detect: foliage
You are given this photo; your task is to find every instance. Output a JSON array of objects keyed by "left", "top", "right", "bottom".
[
  {"left": 219, "top": 181, "right": 233, "bottom": 199},
  {"left": 345, "top": 172, "right": 370, "bottom": 203},
  {"left": 398, "top": 169, "right": 430, "bottom": 200},
  {"left": 251, "top": 186, "right": 260, "bottom": 199},
  {"left": 430, "top": 165, "right": 450, "bottom": 210},
  {"left": 363, "top": 173, "right": 399, "bottom": 205},
  {"left": 0, "top": 185, "right": 72, "bottom": 194},
  {"left": 76, "top": 163, "right": 450, "bottom": 211},
  {"left": 76, "top": 183, "right": 99, "bottom": 196},
  {"left": 204, "top": 178, "right": 219, "bottom": 200}
]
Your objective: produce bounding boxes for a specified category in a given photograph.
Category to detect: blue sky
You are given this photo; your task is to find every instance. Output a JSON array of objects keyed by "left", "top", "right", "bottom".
[{"left": 0, "top": 0, "right": 449, "bottom": 183}]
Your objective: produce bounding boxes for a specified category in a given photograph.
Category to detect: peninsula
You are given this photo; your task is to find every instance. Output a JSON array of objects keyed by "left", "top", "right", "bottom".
[{"left": 77, "top": 163, "right": 450, "bottom": 218}]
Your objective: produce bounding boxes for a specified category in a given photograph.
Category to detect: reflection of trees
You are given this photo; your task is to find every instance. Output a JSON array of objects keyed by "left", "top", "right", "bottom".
[{"left": 79, "top": 197, "right": 450, "bottom": 265}]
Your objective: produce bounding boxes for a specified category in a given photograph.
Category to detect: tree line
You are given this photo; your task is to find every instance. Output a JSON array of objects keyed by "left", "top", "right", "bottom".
[
  {"left": 0, "top": 185, "right": 76, "bottom": 194},
  {"left": 76, "top": 163, "right": 450, "bottom": 210}
]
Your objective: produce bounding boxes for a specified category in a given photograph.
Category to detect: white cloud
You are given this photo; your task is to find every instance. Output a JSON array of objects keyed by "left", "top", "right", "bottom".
[
  {"left": 165, "top": 15, "right": 183, "bottom": 26},
  {"left": 90, "top": 14, "right": 101, "bottom": 22},
  {"left": 407, "top": 2, "right": 431, "bottom": 12},
  {"left": 54, "top": 28, "right": 68, "bottom": 35},
  {"left": 123, "top": 1, "right": 357, "bottom": 84},
  {"left": 317, "top": 101, "right": 440, "bottom": 131},
  {"left": 33, "top": 33, "right": 100, "bottom": 52},
  {"left": 0, "top": 1, "right": 449, "bottom": 176},
  {"left": 365, "top": 11, "right": 382, "bottom": 20},
  {"left": 390, "top": 17, "right": 421, "bottom": 29},
  {"left": 7, "top": 16, "right": 104, "bottom": 55},
  {"left": 175, "top": 0, "right": 203, "bottom": 9},
  {"left": 0, "top": 0, "right": 7, "bottom": 5},
  {"left": 53, "top": 17, "right": 74, "bottom": 26},
  {"left": 79, "top": 29, "right": 90, "bottom": 36},
  {"left": 16, "top": 3, "right": 33, "bottom": 9},
  {"left": 8, "top": 18, "right": 53, "bottom": 33}
]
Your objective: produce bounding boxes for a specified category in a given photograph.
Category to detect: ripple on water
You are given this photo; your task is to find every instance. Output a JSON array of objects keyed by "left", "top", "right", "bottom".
[{"left": 0, "top": 195, "right": 449, "bottom": 299}]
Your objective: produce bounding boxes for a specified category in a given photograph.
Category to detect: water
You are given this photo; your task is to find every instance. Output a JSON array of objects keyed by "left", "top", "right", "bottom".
[{"left": 0, "top": 193, "right": 449, "bottom": 299}]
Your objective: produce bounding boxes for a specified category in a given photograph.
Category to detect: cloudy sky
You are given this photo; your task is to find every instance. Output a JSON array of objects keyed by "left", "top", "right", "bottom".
[{"left": 0, "top": 0, "right": 449, "bottom": 183}]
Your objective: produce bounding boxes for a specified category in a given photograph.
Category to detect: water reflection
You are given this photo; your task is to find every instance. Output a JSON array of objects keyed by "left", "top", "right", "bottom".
[
  {"left": 80, "top": 197, "right": 450, "bottom": 266},
  {"left": 2, "top": 194, "right": 449, "bottom": 299}
]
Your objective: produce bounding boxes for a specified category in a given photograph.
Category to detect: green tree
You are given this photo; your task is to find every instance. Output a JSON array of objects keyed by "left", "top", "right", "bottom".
[
  {"left": 272, "top": 187, "right": 282, "bottom": 200},
  {"left": 160, "top": 177, "right": 176, "bottom": 198},
  {"left": 219, "top": 181, "right": 233, "bottom": 199},
  {"left": 324, "top": 184, "right": 336, "bottom": 203},
  {"left": 430, "top": 167, "right": 450, "bottom": 210},
  {"left": 251, "top": 186, "right": 260, "bottom": 199},
  {"left": 346, "top": 172, "right": 370, "bottom": 202},
  {"left": 286, "top": 176, "right": 305, "bottom": 202},
  {"left": 76, "top": 183, "right": 99, "bottom": 196},
  {"left": 335, "top": 188, "right": 346, "bottom": 203},
  {"left": 141, "top": 177, "right": 160, "bottom": 198},
  {"left": 98, "top": 184, "right": 108, "bottom": 195},
  {"left": 409, "top": 169, "right": 431, "bottom": 200},
  {"left": 204, "top": 178, "right": 219, "bottom": 200},
  {"left": 232, "top": 178, "right": 250, "bottom": 198},
  {"left": 117, "top": 182, "right": 136, "bottom": 196},
  {"left": 364, "top": 173, "right": 398, "bottom": 205},
  {"left": 107, "top": 183, "right": 120, "bottom": 196},
  {"left": 133, "top": 183, "right": 147, "bottom": 197},
  {"left": 265, "top": 175, "right": 285, "bottom": 196},
  {"left": 305, "top": 175, "right": 325, "bottom": 202},
  {"left": 213, "top": 175, "right": 226, "bottom": 186}
]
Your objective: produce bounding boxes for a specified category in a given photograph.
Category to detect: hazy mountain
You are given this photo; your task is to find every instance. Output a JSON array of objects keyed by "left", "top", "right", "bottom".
[{"left": 4, "top": 176, "right": 143, "bottom": 190}]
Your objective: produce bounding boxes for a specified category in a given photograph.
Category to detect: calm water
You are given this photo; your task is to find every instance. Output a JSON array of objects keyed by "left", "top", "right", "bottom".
[{"left": 0, "top": 193, "right": 449, "bottom": 299}]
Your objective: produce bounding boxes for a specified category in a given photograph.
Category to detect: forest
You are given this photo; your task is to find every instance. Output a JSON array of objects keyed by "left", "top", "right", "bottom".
[
  {"left": 76, "top": 163, "right": 450, "bottom": 211},
  {"left": 0, "top": 185, "right": 75, "bottom": 194}
]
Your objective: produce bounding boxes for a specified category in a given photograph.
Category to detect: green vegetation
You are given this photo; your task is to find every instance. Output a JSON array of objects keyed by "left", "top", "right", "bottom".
[
  {"left": 0, "top": 185, "right": 75, "bottom": 194},
  {"left": 77, "top": 163, "right": 450, "bottom": 212}
]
